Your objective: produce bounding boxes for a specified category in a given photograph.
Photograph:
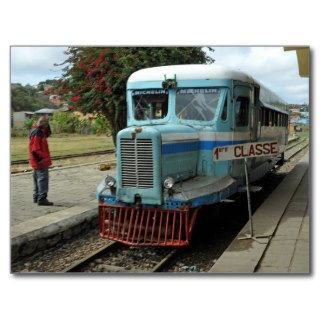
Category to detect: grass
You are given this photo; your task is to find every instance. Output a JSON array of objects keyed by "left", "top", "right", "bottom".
[{"left": 11, "top": 133, "right": 115, "bottom": 161}]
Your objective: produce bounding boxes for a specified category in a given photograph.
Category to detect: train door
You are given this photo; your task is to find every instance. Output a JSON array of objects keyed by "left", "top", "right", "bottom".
[{"left": 230, "top": 84, "right": 252, "bottom": 177}]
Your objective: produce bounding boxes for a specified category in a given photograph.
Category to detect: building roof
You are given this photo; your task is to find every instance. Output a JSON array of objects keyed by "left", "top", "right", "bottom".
[{"left": 34, "top": 108, "right": 57, "bottom": 114}]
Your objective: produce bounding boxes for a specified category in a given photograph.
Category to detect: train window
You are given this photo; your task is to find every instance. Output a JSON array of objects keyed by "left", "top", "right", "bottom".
[
  {"left": 263, "top": 108, "right": 267, "bottom": 125},
  {"left": 176, "top": 88, "right": 222, "bottom": 121},
  {"left": 132, "top": 89, "right": 168, "bottom": 120},
  {"left": 221, "top": 95, "right": 228, "bottom": 121},
  {"left": 235, "top": 96, "right": 249, "bottom": 127},
  {"left": 259, "top": 108, "right": 262, "bottom": 124},
  {"left": 254, "top": 86, "right": 260, "bottom": 106},
  {"left": 269, "top": 110, "right": 273, "bottom": 126},
  {"left": 264, "top": 109, "right": 268, "bottom": 126}
]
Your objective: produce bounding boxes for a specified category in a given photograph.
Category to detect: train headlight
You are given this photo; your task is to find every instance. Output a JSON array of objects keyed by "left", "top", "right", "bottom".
[
  {"left": 105, "top": 175, "right": 116, "bottom": 187},
  {"left": 164, "top": 177, "right": 175, "bottom": 189}
]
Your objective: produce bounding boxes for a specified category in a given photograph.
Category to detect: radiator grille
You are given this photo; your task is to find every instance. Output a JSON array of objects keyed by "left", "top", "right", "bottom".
[{"left": 120, "top": 138, "right": 154, "bottom": 188}]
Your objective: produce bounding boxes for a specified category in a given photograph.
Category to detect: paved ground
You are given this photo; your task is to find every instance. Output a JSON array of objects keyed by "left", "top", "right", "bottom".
[
  {"left": 10, "top": 164, "right": 116, "bottom": 226},
  {"left": 210, "top": 152, "right": 309, "bottom": 273},
  {"left": 256, "top": 170, "right": 309, "bottom": 273}
]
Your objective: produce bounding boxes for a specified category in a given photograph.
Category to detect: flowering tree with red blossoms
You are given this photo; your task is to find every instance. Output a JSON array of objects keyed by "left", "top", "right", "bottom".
[{"left": 56, "top": 47, "right": 214, "bottom": 144}]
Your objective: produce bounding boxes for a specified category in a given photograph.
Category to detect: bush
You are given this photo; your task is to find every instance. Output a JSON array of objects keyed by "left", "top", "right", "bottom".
[
  {"left": 91, "top": 115, "right": 112, "bottom": 135},
  {"left": 76, "top": 118, "right": 93, "bottom": 135},
  {"left": 23, "top": 118, "right": 34, "bottom": 130},
  {"left": 11, "top": 127, "right": 29, "bottom": 137},
  {"left": 51, "top": 112, "right": 80, "bottom": 134}
]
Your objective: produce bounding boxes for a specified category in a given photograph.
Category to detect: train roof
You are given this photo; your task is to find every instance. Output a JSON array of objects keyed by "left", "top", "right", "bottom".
[
  {"left": 128, "top": 64, "right": 287, "bottom": 112},
  {"left": 128, "top": 64, "right": 255, "bottom": 83},
  {"left": 261, "top": 102, "right": 289, "bottom": 114}
]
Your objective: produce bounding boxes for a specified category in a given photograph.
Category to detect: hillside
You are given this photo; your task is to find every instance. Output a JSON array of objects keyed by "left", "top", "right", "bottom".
[{"left": 11, "top": 80, "right": 59, "bottom": 112}]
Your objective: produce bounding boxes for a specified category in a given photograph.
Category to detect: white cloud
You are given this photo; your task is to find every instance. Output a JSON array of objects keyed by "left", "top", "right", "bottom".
[
  {"left": 207, "top": 46, "right": 309, "bottom": 104},
  {"left": 10, "top": 46, "right": 68, "bottom": 85},
  {"left": 10, "top": 46, "right": 309, "bottom": 104}
]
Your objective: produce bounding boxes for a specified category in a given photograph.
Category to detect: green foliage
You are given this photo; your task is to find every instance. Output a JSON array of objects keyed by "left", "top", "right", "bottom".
[
  {"left": 11, "top": 127, "right": 29, "bottom": 137},
  {"left": 23, "top": 118, "right": 34, "bottom": 130},
  {"left": 51, "top": 112, "right": 80, "bottom": 134},
  {"left": 75, "top": 118, "right": 92, "bottom": 135},
  {"left": 55, "top": 47, "right": 215, "bottom": 143},
  {"left": 91, "top": 115, "right": 112, "bottom": 135},
  {"left": 11, "top": 84, "right": 54, "bottom": 112}
]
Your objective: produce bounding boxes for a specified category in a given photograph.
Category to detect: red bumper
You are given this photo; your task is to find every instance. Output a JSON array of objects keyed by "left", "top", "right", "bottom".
[{"left": 99, "top": 204, "right": 199, "bottom": 246}]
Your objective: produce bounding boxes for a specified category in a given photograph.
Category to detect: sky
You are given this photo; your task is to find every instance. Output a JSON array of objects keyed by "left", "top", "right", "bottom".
[
  {"left": 10, "top": 46, "right": 309, "bottom": 104},
  {"left": 10, "top": 46, "right": 68, "bottom": 86}
]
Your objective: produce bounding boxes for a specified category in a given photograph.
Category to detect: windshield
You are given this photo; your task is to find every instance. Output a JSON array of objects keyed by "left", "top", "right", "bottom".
[
  {"left": 132, "top": 89, "right": 168, "bottom": 120},
  {"left": 176, "top": 88, "right": 223, "bottom": 121}
]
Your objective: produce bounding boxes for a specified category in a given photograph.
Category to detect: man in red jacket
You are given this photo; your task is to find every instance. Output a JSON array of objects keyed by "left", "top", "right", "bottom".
[{"left": 29, "top": 116, "right": 54, "bottom": 206}]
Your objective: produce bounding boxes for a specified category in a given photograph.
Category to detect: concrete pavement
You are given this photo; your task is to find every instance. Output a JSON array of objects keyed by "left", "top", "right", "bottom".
[
  {"left": 11, "top": 163, "right": 115, "bottom": 226},
  {"left": 10, "top": 162, "right": 116, "bottom": 261},
  {"left": 209, "top": 152, "right": 309, "bottom": 273}
]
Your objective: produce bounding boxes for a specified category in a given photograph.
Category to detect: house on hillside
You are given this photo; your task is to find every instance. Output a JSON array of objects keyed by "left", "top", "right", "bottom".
[
  {"left": 49, "top": 94, "right": 66, "bottom": 107},
  {"left": 34, "top": 108, "right": 57, "bottom": 117},
  {"left": 12, "top": 111, "right": 34, "bottom": 128}
]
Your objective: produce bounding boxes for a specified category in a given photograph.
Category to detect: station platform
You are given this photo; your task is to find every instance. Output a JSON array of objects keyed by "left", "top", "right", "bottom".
[
  {"left": 209, "top": 152, "right": 309, "bottom": 273},
  {"left": 10, "top": 162, "right": 115, "bottom": 261}
]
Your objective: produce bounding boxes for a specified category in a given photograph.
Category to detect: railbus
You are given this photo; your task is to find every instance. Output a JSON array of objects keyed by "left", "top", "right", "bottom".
[{"left": 97, "top": 64, "right": 289, "bottom": 246}]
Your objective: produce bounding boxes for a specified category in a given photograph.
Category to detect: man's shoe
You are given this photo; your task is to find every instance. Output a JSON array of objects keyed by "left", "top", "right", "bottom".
[
  {"left": 33, "top": 199, "right": 37, "bottom": 203},
  {"left": 38, "top": 199, "right": 54, "bottom": 206}
]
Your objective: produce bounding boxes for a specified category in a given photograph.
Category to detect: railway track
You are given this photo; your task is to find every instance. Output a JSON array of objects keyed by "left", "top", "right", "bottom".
[
  {"left": 285, "top": 139, "right": 309, "bottom": 161},
  {"left": 11, "top": 149, "right": 115, "bottom": 165},
  {"left": 63, "top": 241, "right": 179, "bottom": 273}
]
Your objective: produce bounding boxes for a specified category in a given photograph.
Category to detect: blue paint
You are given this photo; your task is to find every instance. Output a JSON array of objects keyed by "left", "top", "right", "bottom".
[
  {"left": 198, "top": 139, "right": 248, "bottom": 150},
  {"left": 161, "top": 139, "right": 248, "bottom": 154},
  {"left": 162, "top": 141, "right": 198, "bottom": 154}
]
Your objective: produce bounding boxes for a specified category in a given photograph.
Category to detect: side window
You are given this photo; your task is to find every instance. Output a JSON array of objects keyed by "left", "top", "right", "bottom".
[
  {"left": 254, "top": 86, "right": 260, "bottom": 106},
  {"left": 264, "top": 109, "right": 269, "bottom": 126},
  {"left": 269, "top": 110, "right": 273, "bottom": 126},
  {"left": 259, "top": 108, "right": 262, "bottom": 124},
  {"left": 235, "top": 96, "right": 249, "bottom": 127},
  {"left": 221, "top": 95, "right": 228, "bottom": 121},
  {"left": 271, "top": 111, "right": 274, "bottom": 126}
]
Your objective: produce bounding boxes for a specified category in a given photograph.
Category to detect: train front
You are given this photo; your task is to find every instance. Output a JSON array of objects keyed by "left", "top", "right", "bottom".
[{"left": 96, "top": 66, "right": 233, "bottom": 246}]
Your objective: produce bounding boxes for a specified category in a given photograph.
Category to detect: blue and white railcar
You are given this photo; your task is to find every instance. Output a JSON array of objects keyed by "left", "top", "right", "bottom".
[{"left": 97, "top": 64, "right": 289, "bottom": 246}]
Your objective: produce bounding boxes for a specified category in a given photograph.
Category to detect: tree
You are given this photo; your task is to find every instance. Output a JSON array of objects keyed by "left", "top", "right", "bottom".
[
  {"left": 11, "top": 84, "right": 54, "bottom": 112},
  {"left": 56, "top": 47, "right": 215, "bottom": 144}
]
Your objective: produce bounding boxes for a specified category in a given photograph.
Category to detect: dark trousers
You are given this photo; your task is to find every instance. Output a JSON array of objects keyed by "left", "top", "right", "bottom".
[{"left": 33, "top": 168, "right": 49, "bottom": 201}]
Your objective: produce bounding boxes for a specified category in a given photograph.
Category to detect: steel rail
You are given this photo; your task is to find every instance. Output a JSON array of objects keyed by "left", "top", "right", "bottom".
[
  {"left": 63, "top": 240, "right": 179, "bottom": 273},
  {"left": 285, "top": 138, "right": 306, "bottom": 152},
  {"left": 150, "top": 249, "right": 179, "bottom": 272},
  {"left": 285, "top": 142, "right": 309, "bottom": 161},
  {"left": 62, "top": 241, "right": 119, "bottom": 272},
  {"left": 12, "top": 149, "right": 115, "bottom": 165}
]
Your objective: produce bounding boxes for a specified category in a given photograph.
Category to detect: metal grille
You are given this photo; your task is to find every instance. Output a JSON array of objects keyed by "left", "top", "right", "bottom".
[
  {"left": 99, "top": 204, "right": 199, "bottom": 246},
  {"left": 120, "top": 138, "right": 154, "bottom": 188}
]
